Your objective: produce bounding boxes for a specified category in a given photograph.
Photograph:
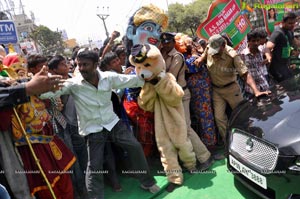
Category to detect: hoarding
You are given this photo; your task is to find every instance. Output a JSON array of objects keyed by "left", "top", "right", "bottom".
[
  {"left": 0, "top": 20, "right": 18, "bottom": 44},
  {"left": 196, "top": 0, "right": 252, "bottom": 53}
]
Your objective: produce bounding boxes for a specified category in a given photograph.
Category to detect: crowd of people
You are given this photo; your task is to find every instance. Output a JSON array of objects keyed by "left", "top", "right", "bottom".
[{"left": 0, "top": 3, "right": 299, "bottom": 199}]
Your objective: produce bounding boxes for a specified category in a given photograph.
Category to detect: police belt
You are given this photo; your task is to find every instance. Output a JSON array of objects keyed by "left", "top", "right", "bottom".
[{"left": 212, "top": 81, "right": 235, "bottom": 88}]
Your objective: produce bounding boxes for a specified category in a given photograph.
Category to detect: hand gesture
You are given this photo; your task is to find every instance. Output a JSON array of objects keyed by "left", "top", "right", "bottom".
[
  {"left": 111, "top": 30, "right": 120, "bottom": 40},
  {"left": 25, "top": 66, "right": 64, "bottom": 96},
  {"left": 124, "top": 67, "right": 135, "bottom": 74}
]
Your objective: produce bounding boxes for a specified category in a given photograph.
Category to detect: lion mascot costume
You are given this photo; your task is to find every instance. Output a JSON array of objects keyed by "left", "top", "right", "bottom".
[{"left": 129, "top": 43, "right": 196, "bottom": 191}]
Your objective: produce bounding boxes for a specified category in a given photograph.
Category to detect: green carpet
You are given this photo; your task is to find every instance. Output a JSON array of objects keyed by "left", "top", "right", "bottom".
[{"left": 105, "top": 159, "right": 260, "bottom": 199}]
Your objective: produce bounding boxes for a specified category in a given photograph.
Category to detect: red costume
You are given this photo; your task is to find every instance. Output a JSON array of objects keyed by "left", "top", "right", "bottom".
[
  {"left": 11, "top": 96, "right": 75, "bottom": 198},
  {"left": 123, "top": 93, "right": 155, "bottom": 157}
]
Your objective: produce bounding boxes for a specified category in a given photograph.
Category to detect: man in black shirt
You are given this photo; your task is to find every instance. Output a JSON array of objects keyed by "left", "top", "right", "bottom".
[{"left": 265, "top": 11, "right": 297, "bottom": 82}]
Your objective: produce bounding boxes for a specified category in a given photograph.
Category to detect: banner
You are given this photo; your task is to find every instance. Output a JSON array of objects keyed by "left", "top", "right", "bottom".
[
  {"left": 257, "top": 0, "right": 299, "bottom": 34},
  {"left": 196, "top": 0, "right": 252, "bottom": 53},
  {"left": 20, "top": 41, "right": 38, "bottom": 54}
]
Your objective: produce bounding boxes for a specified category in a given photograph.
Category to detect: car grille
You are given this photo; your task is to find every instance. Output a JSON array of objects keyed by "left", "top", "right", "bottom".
[{"left": 230, "top": 129, "right": 279, "bottom": 173}]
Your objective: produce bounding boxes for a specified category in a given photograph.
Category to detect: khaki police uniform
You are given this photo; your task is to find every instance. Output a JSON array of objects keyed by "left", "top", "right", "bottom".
[
  {"left": 204, "top": 45, "right": 248, "bottom": 139},
  {"left": 162, "top": 47, "right": 211, "bottom": 163}
]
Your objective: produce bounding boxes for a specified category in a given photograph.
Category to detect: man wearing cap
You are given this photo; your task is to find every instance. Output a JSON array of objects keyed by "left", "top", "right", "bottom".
[
  {"left": 194, "top": 34, "right": 270, "bottom": 142},
  {"left": 160, "top": 32, "right": 187, "bottom": 89},
  {"left": 160, "top": 32, "right": 217, "bottom": 170}
]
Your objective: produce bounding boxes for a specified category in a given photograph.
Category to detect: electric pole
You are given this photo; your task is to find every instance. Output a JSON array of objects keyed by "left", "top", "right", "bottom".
[{"left": 96, "top": 6, "right": 110, "bottom": 39}]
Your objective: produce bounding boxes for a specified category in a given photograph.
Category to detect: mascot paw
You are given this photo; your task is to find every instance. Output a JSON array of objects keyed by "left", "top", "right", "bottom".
[{"left": 157, "top": 71, "right": 166, "bottom": 80}]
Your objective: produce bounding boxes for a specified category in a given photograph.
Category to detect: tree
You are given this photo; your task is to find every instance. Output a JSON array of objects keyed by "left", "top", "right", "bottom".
[
  {"left": 167, "top": 3, "right": 186, "bottom": 33},
  {"left": 167, "top": 0, "right": 212, "bottom": 36},
  {"left": 29, "top": 25, "right": 65, "bottom": 56}
]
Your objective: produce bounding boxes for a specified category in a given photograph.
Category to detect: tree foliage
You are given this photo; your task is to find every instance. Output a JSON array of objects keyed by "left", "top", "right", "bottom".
[
  {"left": 29, "top": 25, "right": 65, "bottom": 56},
  {"left": 166, "top": 0, "right": 212, "bottom": 36}
]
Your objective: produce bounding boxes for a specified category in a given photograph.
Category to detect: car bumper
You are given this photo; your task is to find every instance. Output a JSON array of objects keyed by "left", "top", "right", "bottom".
[{"left": 227, "top": 154, "right": 300, "bottom": 199}]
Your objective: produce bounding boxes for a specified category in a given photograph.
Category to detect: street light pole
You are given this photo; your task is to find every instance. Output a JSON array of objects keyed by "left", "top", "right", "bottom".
[{"left": 96, "top": 6, "right": 110, "bottom": 39}]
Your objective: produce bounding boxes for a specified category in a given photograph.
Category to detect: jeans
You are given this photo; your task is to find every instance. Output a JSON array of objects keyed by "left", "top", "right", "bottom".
[
  {"left": 103, "top": 141, "right": 120, "bottom": 188},
  {"left": 0, "top": 184, "right": 10, "bottom": 199},
  {"left": 85, "top": 120, "right": 156, "bottom": 199}
]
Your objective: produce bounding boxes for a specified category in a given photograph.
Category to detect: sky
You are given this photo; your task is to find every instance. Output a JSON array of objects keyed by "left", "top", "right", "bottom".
[{"left": 19, "top": 0, "right": 194, "bottom": 45}]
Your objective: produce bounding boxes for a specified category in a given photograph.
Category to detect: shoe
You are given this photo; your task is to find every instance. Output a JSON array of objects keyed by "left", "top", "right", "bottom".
[
  {"left": 112, "top": 183, "right": 122, "bottom": 192},
  {"left": 166, "top": 183, "right": 181, "bottom": 192},
  {"left": 213, "top": 153, "right": 226, "bottom": 160},
  {"left": 140, "top": 184, "right": 160, "bottom": 194},
  {"left": 198, "top": 157, "right": 214, "bottom": 171}
]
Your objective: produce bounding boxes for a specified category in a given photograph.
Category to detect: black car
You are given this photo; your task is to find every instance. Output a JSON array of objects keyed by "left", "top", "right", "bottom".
[{"left": 227, "top": 75, "right": 300, "bottom": 199}]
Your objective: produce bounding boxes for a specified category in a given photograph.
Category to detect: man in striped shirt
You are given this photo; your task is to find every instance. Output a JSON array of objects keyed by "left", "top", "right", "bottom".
[{"left": 240, "top": 29, "right": 270, "bottom": 99}]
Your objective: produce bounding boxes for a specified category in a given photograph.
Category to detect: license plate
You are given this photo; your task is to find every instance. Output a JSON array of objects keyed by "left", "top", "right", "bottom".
[{"left": 229, "top": 155, "right": 267, "bottom": 189}]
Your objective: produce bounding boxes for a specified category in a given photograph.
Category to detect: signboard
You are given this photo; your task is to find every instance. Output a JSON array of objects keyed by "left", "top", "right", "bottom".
[
  {"left": 20, "top": 41, "right": 37, "bottom": 54},
  {"left": 196, "top": 0, "right": 252, "bottom": 53},
  {"left": 0, "top": 20, "right": 19, "bottom": 44},
  {"left": 259, "top": 0, "right": 299, "bottom": 34}
]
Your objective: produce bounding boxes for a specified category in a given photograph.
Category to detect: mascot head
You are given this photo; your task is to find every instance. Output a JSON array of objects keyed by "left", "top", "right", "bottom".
[
  {"left": 126, "top": 4, "right": 168, "bottom": 47},
  {"left": 1, "top": 44, "right": 26, "bottom": 79},
  {"left": 129, "top": 43, "right": 165, "bottom": 81},
  {"left": 3, "top": 53, "right": 26, "bottom": 78},
  {"left": 125, "top": 4, "right": 168, "bottom": 67}
]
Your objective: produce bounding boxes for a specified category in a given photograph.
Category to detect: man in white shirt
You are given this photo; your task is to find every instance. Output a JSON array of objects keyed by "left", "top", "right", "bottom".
[{"left": 41, "top": 50, "right": 159, "bottom": 199}]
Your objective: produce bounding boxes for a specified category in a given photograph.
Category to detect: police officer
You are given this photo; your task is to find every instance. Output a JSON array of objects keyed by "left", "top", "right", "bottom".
[{"left": 194, "top": 34, "right": 270, "bottom": 142}]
